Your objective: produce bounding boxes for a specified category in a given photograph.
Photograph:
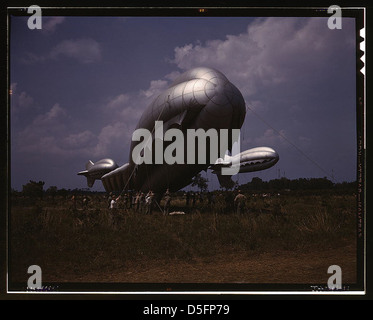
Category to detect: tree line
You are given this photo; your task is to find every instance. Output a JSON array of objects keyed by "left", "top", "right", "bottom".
[
  {"left": 13, "top": 176, "right": 356, "bottom": 199},
  {"left": 12, "top": 180, "right": 103, "bottom": 199},
  {"left": 239, "top": 177, "right": 356, "bottom": 192}
]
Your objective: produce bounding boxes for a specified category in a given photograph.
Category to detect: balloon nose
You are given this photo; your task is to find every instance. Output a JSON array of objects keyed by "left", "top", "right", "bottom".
[{"left": 196, "top": 80, "right": 246, "bottom": 130}]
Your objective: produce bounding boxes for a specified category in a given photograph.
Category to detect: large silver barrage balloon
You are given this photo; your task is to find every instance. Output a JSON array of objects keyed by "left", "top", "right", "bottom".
[{"left": 78, "top": 67, "right": 279, "bottom": 193}]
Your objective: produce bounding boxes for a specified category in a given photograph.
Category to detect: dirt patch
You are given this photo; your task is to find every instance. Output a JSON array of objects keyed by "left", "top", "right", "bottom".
[{"left": 44, "top": 244, "right": 356, "bottom": 285}]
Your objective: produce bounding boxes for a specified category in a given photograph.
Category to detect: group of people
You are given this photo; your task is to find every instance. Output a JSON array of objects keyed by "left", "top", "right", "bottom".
[
  {"left": 108, "top": 189, "right": 172, "bottom": 216},
  {"left": 72, "top": 188, "right": 248, "bottom": 227},
  {"left": 184, "top": 191, "right": 205, "bottom": 207},
  {"left": 183, "top": 190, "right": 248, "bottom": 215},
  {"left": 108, "top": 191, "right": 144, "bottom": 211},
  {"left": 71, "top": 188, "right": 248, "bottom": 217},
  {"left": 70, "top": 194, "right": 91, "bottom": 210}
]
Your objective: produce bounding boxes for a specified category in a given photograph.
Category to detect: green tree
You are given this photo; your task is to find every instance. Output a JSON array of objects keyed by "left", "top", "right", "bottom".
[
  {"left": 191, "top": 173, "right": 209, "bottom": 192},
  {"left": 22, "top": 180, "right": 45, "bottom": 199},
  {"left": 46, "top": 186, "right": 58, "bottom": 198},
  {"left": 251, "top": 177, "right": 263, "bottom": 190}
]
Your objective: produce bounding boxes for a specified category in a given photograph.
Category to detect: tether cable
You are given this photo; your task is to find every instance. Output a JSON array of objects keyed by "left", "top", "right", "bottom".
[{"left": 245, "top": 102, "right": 337, "bottom": 183}]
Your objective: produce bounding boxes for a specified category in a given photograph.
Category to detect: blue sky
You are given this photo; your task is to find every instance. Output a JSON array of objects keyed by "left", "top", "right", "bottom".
[{"left": 10, "top": 14, "right": 357, "bottom": 191}]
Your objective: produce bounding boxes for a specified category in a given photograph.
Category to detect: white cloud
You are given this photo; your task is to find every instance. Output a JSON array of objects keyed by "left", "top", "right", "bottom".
[
  {"left": 50, "top": 38, "right": 102, "bottom": 63},
  {"left": 94, "top": 79, "right": 171, "bottom": 158},
  {"left": 140, "top": 80, "right": 169, "bottom": 98},
  {"left": 170, "top": 16, "right": 355, "bottom": 172},
  {"left": 22, "top": 38, "right": 102, "bottom": 64},
  {"left": 171, "top": 17, "right": 354, "bottom": 98},
  {"left": 104, "top": 78, "right": 170, "bottom": 124},
  {"left": 17, "top": 91, "right": 34, "bottom": 108},
  {"left": 164, "top": 70, "right": 182, "bottom": 82},
  {"left": 15, "top": 104, "right": 68, "bottom": 154},
  {"left": 103, "top": 92, "right": 146, "bottom": 128},
  {"left": 10, "top": 83, "right": 34, "bottom": 116},
  {"left": 245, "top": 128, "right": 287, "bottom": 147},
  {"left": 20, "top": 52, "right": 46, "bottom": 64},
  {"left": 106, "top": 94, "right": 130, "bottom": 110},
  {"left": 42, "top": 17, "right": 66, "bottom": 34},
  {"left": 92, "top": 121, "right": 130, "bottom": 157},
  {"left": 13, "top": 103, "right": 98, "bottom": 158},
  {"left": 62, "top": 130, "right": 96, "bottom": 150},
  {"left": 12, "top": 75, "right": 171, "bottom": 161},
  {"left": 33, "top": 103, "right": 67, "bottom": 126}
]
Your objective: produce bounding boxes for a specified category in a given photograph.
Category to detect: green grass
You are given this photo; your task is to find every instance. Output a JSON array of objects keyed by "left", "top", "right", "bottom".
[{"left": 9, "top": 192, "right": 356, "bottom": 282}]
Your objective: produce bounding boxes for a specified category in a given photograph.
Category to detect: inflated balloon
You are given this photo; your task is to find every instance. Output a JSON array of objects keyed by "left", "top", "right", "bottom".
[{"left": 78, "top": 67, "right": 279, "bottom": 193}]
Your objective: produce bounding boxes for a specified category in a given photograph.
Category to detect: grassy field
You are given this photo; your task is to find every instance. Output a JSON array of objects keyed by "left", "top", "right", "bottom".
[{"left": 8, "top": 191, "right": 358, "bottom": 286}]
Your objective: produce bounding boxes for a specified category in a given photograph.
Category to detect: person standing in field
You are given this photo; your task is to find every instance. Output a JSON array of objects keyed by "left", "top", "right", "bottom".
[
  {"left": 109, "top": 195, "right": 121, "bottom": 228},
  {"left": 128, "top": 190, "right": 133, "bottom": 209},
  {"left": 139, "top": 192, "right": 145, "bottom": 214},
  {"left": 234, "top": 190, "right": 247, "bottom": 215},
  {"left": 107, "top": 192, "right": 113, "bottom": 208},
  {"left": 191, "top": 192, "right": 196, "bottom": 206},
  {"left": 122, "top": 192, "right": 129, "bottom": 209},
  {"left": 134, "top": 191, "right": 140, "bottom": 212},
  {"left": 145, "top": 190, "right": 154, "bottom": 215},
  {"left": 163, "top": 189, "right": 171, "bottom": 216},
  {"left": 82, "top": 195, "right": 90, "bottom": 209},
  {"left": 71, "top": 194, "right": 77, "bottom": 210}
]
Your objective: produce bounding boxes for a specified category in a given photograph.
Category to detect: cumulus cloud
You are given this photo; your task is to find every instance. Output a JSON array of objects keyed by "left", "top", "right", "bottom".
[
  {"left": 91, "top": 122, "right": 130, "bottom": 157},
  {"left": 171, "top": 17, "right": 354, "bottom": 97},
  {"left": 42, "top": 17, "right": 66, "bottom": 34},
  {"left": 106, "top": 94, "right": 131, "bottom": 110},
  {"left": 22, "top": 38, "right": 102, "bottom": 64},
  {"left": 104, "top": 78, "right": 170, "bottom": 123},
  {"left": 243, "top": 128, "right": 287, "bottom": 148},
  {"left": 170, "top": 16, "right": 355, "bottom": 175},
  {"left": 62, "top": 130, "right": 96, "bottom": 150},
  {"left": 10, "top": 83, "right": 34, "bottom": 117},
  {"left": 94, "top": 78, "right": 171, "bottom": 158},
  {"left": 164, "top": 70, "right": 182, "bottom": 82},
  {"left": 17, "top": 91, "right": 34, "bottom": 108},
  {"left": 12, "top": 75, "right": 172, "bottom": 162},
  {"left": 13, "top": 103, "right": 100, "bottom": 160},
  {"left": 13, "top": 17, "right": 355, "bottom": 176},
  {"left": 15, "top": 103, "right": 68, "bottom": 154},
  {"left": 50, "top": 38, "right": 102, "bottom": 63},
  {"left": 258, "top": 128, "right": 288, "bottom": 145},
  {"left": 140, "top": 80, "right": 169, "bottom": 98},
  {"left": 33, "top": 103, "right": 67, "bottom": 126},
  {"left": 20, "top": 52, "right": 46, "bottom": 64}
]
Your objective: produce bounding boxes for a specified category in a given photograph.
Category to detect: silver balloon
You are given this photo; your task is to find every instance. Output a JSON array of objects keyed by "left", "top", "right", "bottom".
[{"left": 78, "top": 67, "right": 279, "bottom": 193}]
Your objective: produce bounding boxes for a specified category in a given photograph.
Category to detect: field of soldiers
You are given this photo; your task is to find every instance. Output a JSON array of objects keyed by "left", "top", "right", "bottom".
[{"left": 9, "top": 187, "right": 358, "bottom": 287}]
